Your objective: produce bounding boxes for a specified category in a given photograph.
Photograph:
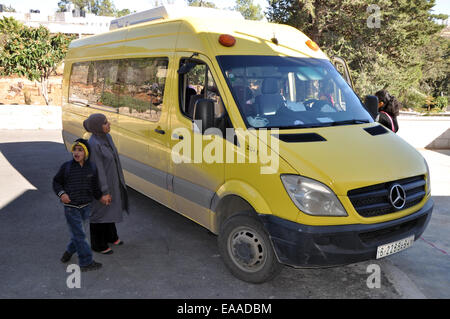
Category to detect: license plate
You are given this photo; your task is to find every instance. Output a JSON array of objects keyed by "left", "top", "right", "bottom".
[{"left": 376, "top": 235, "right": 415, "bottom": 259}]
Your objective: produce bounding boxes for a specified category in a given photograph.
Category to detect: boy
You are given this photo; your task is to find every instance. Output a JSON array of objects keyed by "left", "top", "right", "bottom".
[{"left": 53, "top": 138, "right": 102, "bottom": 272}]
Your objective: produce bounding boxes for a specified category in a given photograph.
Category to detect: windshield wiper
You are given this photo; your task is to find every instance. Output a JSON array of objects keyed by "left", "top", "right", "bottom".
[
  {"left": 276, "top": 119, "right": 370, "bottom": 130},
  {"left": 278, "top": 123, "right": 333, "bottom": 129}
]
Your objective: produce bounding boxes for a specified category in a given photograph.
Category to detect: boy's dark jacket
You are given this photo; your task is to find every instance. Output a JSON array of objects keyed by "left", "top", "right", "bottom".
[{"left": 53, "top": 160, "right": 102, "bottom": 207}]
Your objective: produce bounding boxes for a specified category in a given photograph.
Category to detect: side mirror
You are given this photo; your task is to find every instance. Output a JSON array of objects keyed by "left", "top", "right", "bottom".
[
  {"left": 364, "top": 95, "right": 379, "bottom": 120},
  {"left": 177, "top": 62, "right": 197, "bottom": 75},
  {"left": 193, "top": 99, "right": 215, "bottom": 134}
]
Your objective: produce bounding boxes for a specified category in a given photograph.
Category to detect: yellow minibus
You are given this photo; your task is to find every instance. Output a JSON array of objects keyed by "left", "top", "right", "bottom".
[{"left": 62, "top": 5, "right": 433, "bottom": 283}]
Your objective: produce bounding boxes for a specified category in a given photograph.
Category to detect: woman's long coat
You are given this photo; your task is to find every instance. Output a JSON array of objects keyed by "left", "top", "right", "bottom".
[{"left": 88, "top": 133, "right": 129, "bottom": 223}]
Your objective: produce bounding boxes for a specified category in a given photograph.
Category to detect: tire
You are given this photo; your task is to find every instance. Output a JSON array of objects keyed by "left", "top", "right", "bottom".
[{"left": 218, "top": 214, "right": 282, "bottom": 284}]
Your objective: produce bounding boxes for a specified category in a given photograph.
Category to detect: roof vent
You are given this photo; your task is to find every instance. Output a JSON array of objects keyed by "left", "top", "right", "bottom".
[
  {"left": 275, "top": 133, "right": 326, "bottom": 143},
  {"left": 364, "top": 125, "right": 388, "bottom": 136},
  {"left": 110, "top": 5, "right": 244, "bottom": 30}
]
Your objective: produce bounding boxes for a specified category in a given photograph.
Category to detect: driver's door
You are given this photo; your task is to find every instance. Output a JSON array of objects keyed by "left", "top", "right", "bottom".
[{"left": 168, "top": 53, "right": 227, "bottom": 229}]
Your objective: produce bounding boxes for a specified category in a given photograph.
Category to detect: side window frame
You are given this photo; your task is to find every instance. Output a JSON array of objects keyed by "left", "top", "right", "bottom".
[
  {"left": 178, "top": 58, "right": 228, "bottom": 122},
  {"left": 178, "top": 57, "right": 208, "bottom": 120}
]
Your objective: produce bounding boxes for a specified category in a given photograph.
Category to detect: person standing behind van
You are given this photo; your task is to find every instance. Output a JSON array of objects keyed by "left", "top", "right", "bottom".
[
  {"left": 375, "top": 89, "right": 401, "bottom": 133},
  {"left": 83, "top": 113, "right": 129, "bottom": 254}
]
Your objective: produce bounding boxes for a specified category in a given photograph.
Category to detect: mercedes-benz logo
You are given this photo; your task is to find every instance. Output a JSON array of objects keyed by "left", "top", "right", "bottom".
[{"left": 389, "top": 184, "right": 406, "bottom": 209}]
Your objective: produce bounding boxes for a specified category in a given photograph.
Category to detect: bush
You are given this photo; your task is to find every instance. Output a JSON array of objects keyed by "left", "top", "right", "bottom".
[
  {"left": 434, "top": 96, "right": 448, "bottom": 110},
  {"left": 401, "top": 91, "right": 427, "bottom": 110}
]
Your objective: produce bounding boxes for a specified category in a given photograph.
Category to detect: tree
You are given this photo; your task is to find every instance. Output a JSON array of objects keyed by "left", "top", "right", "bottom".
[
  {"left": 2, "top": 4, "right": 16, "bottom": 12},
  {"left": 0, "top": 16, "right": 23, "bottom": 50},
  {"left": 67, "top": 0, "right": 116, "bottom": 16},
  {"left": 57, "top": 0, "right": 71, "bottom": 12},
  {"left": 115, "top": 8, "right": 132, "bottom": 17},
  {"left": 266, "top": 0, "right": 447, "bottom": 106},
  {"left": 71, "top": 0, "right": 94, "bottom": 12},
  {"left": 419, "top": 34, "right": 450, "bottom": 97},
  {"left": 0, "top": 20, "right": 74, "bottom": 105},
  {"left": 92, "top": 0, "right": 116, "bottom": 16},
  {"left": 234, "top": 0, "right": 263, "bottom": 20},
  {"left": 187, "top": 0, "right": 217, "bottom": 8}
]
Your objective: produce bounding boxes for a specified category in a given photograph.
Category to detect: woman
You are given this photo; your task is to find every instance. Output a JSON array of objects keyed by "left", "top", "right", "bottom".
[
  {"left": 83, "top": 113, "right": 129, "bottom": 254},
  {"left": 375, "top": 89, "right": 401, "bottom": 133}
]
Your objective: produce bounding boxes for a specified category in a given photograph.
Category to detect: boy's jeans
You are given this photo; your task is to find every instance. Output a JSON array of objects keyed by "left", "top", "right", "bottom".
[{"left": 64, "top": 205, "right": 93, "bottom": 267}]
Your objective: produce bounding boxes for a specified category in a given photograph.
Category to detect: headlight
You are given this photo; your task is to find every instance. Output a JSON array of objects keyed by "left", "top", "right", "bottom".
[
  {"left": 281, "top": 175, "right": 347, "bottom": 216},
  {"left": 424, "top": 159, "right": 431, "bottom": 195}
]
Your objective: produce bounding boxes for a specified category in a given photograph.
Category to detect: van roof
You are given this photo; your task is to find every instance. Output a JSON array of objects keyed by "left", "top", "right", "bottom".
[
  {"left": 109, "top": 5, "right": 245, "bottom": 30},
  {"left": 67, "top": 6, "right": 328, "bottom": 61}
]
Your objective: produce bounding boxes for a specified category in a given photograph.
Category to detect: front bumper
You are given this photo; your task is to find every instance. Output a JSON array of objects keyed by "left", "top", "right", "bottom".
[{"left": 258, "top": 198, "right": 433, "bottom": 268}]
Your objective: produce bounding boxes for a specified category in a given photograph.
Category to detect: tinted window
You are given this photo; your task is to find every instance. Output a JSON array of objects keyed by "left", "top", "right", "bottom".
[
  {"left": 69, "top": 60, "right": 119, "bottom": 108},
  {"left": 69, "top": 57, "right": 168, "bottom": 122},
  {"left": 118, "top": 58, "right": 168, "bottom": 122}
]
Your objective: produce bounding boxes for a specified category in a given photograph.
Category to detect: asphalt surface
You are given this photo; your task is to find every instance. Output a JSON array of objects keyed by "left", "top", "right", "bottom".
[{"left": 0, "top": 130, "right": 448, "bottom": 299}]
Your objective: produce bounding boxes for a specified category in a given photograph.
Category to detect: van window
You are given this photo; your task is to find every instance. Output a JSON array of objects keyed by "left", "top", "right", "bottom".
[
  {"left": 217, "top": 55, "right": 373, "bottom": 129},
  {"left": 118, "top": 57, "right": 168, "bottom": 122},
  {"left": 69, "top": 58, "right": 168, "bottom": 122},
  {"left": 69, "top": 60, "right": 120, "bottom": 108},
  {"left": 179, "top": 59, "right": 225, "bottom": 121}
]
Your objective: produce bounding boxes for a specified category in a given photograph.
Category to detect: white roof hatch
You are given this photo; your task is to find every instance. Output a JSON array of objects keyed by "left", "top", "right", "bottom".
[{"left": 110, "top": 5, "right": 244, "bottom": 30}]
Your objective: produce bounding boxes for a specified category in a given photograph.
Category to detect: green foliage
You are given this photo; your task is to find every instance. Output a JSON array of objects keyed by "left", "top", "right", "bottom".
[
  {"left": 115, "top": 8, "right": 132, "bottom": 17},
  {"left": 92, "top": 0, "right": 116, "bottom": 16},
  {"left": 70, "top": 0, "right": 94, "bottom": 12},
  {"left": 0, "top": 16, "right": 23, "bottom": 34},
  {"left": 0, "top": 18, "right": 74, "bottom": 104},
  {"left": 59, "top": 0, "right": 133, "bottom": 17},
  {"left": 234, "top": 0, "right": 264, "bottom": 20},
  {"left": 1, "top": 4, "right": 16, "bottom": 12},
  {"left": 266, "top": 0, "right": 449, "bottom": 110},
  {"left": 402, "top": 90, "right": 427, "bottom": 110},
  {"left": 57, "top": 0, "right": 71, "bottom": 12},
  {"left": 100, "top": 92, "right": 159, "bottom": 112},
  {"left": 187, "top": 0, "right": 217, "bottom": 8},
  {"left": 434, "top": 96, "right": 448, "bottom": 110},
  {"left": 0, "top": 24, "right": 73, "bottom": 80}
]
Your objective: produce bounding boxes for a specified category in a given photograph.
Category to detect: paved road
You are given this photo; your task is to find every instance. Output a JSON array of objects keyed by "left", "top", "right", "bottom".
[{"left": 0, "top": 130, "right": 448, "bottom": 299}]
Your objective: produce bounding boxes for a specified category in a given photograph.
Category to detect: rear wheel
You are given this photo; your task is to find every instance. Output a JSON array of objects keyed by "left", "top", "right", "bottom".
[{"left": 218, "top": 214, "right": 282, "bottom": 283}]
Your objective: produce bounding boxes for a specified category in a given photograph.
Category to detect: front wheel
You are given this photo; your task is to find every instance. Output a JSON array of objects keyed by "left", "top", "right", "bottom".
[{"left": 218, "top": 214, "right": 282, "bottom": 283}]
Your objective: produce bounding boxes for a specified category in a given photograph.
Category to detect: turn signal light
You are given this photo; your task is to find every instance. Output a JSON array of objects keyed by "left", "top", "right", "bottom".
[
  {"left": 306, "top": 39, "right": 319, "bottom": 51},
  {"left": 219, "top": 34, "right": 236, "bottom": 47}
]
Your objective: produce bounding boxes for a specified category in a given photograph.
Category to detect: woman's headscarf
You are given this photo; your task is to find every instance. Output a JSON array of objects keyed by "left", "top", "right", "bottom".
[{"left": 83, "top": 113, "right": 107, "bottom": 136}]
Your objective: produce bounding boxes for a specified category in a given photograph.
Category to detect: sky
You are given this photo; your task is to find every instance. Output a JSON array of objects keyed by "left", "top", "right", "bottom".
[{"left": 2, "top": 0, "right": 449, "bottom": 17}]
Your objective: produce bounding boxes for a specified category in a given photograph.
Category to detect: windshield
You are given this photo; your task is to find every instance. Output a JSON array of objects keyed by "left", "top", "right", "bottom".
[{"left": 216, "top": 56, "right": 373, "bottom": 129}]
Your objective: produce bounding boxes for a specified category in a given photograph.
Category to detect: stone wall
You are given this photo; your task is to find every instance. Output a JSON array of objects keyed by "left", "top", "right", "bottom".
[{"left": 0, "top": 76, "right": 63, "bottom": 106}]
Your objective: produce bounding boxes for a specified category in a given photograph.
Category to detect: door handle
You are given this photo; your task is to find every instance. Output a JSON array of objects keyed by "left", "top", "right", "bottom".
[{"left": 154, "top": 128, "right": 165, "bottom": 135}]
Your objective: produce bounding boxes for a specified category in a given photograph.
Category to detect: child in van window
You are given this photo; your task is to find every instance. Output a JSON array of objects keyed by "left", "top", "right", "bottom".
[{"left": 52, "top": 138, "right": 103, "bottom": 272}]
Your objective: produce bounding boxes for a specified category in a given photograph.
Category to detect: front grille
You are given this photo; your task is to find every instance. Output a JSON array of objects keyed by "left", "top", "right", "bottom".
[{"left": 348, "top": 175, "right": 426, "bottom": 218}]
